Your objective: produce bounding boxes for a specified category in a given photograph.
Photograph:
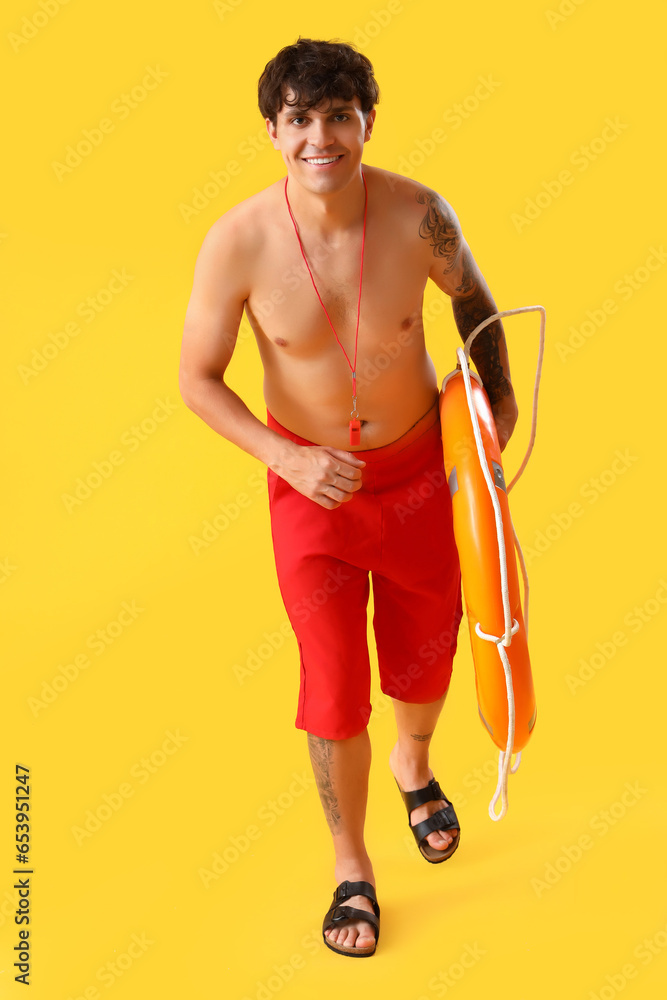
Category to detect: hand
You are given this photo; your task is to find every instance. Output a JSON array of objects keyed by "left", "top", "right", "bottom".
[
  {"left": 491, "top": 393, "right": 519, "bottom": 452},
  {"left": 272, "top": 442, "right": 366, "bottom": 509}
]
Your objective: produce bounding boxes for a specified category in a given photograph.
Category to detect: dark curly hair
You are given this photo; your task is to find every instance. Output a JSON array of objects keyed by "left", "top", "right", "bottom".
[{"left": 258, "top": 37, "right": 380, "bottom": 126}]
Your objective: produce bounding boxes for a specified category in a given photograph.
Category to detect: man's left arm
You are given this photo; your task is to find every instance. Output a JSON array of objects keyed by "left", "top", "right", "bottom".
[{"left": 417, "top": 188, "right": 518, "bottom": 450}]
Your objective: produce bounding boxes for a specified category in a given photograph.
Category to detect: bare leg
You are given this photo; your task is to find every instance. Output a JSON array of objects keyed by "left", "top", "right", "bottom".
[
  {"left": 307, "top": 729, "right": 377, "bottom": 951},
  {"left": 389, "top": 693, "right": 457, "bottom": 854}
]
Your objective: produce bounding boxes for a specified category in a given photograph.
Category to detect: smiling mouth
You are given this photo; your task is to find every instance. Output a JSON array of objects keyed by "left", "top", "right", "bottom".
[{"left": 302, "top": 155, "right": 344, "bottom": 165}]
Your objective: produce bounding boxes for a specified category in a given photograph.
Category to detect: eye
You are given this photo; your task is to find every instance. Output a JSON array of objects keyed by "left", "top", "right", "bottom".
[
  {"left": 290, "top": 117, "right": 307, "bottom": 125},
  {"left": 333, "top": 114, "right": 349, "bottom": 121}
]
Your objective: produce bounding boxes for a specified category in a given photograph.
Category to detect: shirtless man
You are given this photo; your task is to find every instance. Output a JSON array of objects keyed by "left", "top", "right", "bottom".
[{"left": 179, "top": 38, "right": 518, "bottom": 957}]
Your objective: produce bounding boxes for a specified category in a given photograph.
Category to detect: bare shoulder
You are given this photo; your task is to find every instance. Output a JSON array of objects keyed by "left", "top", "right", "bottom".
[
  {"left": 365, "top": 165, "right": 452, "bottom": 214},
  {"left": 184, "top": 181, "right": 282, "bottom": 311},
  {"left": 201, "top": 180, "right": 282, "bottom": 257},
  {"left": 365, "top": 165, "right": 461, "bottom": 250},
  {"left": 364, "top": 167, "right": 472, "bottom": 292}
]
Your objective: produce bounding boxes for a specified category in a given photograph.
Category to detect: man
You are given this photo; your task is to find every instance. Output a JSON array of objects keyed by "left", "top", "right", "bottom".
[{"left": 179, "top": 38, "right": 518, "bottom": 957}]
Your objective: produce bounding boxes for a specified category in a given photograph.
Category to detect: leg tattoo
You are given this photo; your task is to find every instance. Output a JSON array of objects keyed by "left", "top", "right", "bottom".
[
  {"left": 307, "top": 733, "right": 342, "bottom": 832},
  {"left": 410, "top": 731, "right": 434, "bottom": 742}
]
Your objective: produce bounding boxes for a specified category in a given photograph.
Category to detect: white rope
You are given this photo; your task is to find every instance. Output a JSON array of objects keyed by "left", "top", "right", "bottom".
[
  {"left": 458, "top": 349, "right": 514, "bottom": 645},
  {"left": 462, "top": 305, "right": 546, "bottom": 498},
  {"left": 487, "top": 642, "right": 516, "bottom": 821},
  {"left": 512, "top": 523, "right": 530, "bottom": 636},
  {"left": 455, "top": 306, "right": 545, "bottom": 820}
]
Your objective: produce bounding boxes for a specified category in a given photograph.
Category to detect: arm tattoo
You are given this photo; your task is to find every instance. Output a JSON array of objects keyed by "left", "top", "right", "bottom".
[
  {"left": 410, "top": 731, "right": 434, "bottom": 742},
  {"left": 307, "top": 733, "right": 341, "bottom": 832},
  {"left": 453, "top": 297, "right": 512, "bottom": 406},
  {"left": 416, "top": 190, "right": 511, "bottom": 406},
  {"left": 416, "top": 190, "right": 462, "bottom": 277}
]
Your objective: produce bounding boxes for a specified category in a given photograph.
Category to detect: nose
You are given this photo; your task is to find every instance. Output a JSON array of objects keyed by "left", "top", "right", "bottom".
[{"left": 306, "top": 118, "right": 335, "bottom": 151}]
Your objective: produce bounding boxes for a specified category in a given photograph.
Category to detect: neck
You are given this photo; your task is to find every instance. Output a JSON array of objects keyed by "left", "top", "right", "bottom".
[{"left": 284, "top": 167, "right": 367, "bottom": 236}]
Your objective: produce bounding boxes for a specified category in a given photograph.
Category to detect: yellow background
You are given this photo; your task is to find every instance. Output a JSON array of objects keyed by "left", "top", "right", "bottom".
[{"left": 2, "top": 0, "right": 666, "bottom": 996}]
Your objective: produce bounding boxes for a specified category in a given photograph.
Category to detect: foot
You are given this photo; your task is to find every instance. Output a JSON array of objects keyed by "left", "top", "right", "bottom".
[
  {"left": 324, "top": 863, "right": 377, "bottom": 953},
  {"left": 389, "top": 743, "right": 458, "bottom": 855}
]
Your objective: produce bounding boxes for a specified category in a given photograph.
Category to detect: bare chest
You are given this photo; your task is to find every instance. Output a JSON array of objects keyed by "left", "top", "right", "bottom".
[{"left": 245, "top": 227, "right": 429, "bottom": 357}]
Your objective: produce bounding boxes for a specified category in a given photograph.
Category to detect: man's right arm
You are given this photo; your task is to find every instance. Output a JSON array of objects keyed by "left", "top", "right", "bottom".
[
  {"left": 179, "top": 213, "right": 284, "bottom": 467},
  {"left": 179, "top": 213, "right": 365, "bottom": 509}
]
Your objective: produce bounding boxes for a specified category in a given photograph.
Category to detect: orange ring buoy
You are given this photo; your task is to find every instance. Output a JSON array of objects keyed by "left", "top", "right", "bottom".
[{"left": 440, "top": 369, "right": 536, "bottom": 754}]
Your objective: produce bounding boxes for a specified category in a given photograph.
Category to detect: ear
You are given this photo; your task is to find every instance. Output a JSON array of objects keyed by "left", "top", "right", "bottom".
[
  {"left": 364, "top": 109, "right": 377, "bottom": 143},
  {"left": 266, "top": 117, "right": 281, "bottom": 150}
]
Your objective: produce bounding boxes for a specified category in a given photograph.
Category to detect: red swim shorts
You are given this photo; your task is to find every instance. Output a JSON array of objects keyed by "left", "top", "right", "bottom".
[{"left": 267, "top": 402, "right": 463, "bottom": 740}]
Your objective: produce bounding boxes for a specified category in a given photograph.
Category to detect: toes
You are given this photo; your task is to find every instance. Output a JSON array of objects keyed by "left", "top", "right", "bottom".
[
  {"left": 425, "top": 815, "right": 456, "bottom": 847},
  {"left": 325, "top": 892, "right": 377, "bottom": 952},
  {"left": 326, "top": 920, "right": 375, "bottom": 951},
  {"left": 336, "top": 926, "right": 349, "bottom": 947},
  {"left": 356, "top": 928, "right": 375, "bottom": 950},
  {"left": 343, "top": 926, "right": 358, "bottom": 948},
  {"left": 428, "top": 830, "right": 451, "bottom": 847},
  {"left": 329, "top": 924, "right": 352, "bottom": 948}
]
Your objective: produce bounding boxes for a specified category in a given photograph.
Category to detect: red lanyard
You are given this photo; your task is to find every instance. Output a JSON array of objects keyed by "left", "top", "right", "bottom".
[{"left": 284, "top": 169, "right": 368, "bottom": 446}]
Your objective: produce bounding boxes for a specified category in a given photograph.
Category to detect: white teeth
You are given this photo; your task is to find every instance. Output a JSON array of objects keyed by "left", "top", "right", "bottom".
[{"left": 304, "top": 156, "right": 341, "bottom": 164}]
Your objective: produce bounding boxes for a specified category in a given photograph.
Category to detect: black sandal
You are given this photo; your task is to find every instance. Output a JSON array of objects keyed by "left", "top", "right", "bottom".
[
  {"left": 322, "top": 880, "right": 380, "bottom": 957},
  {"left": 396, "top": 776, "right": 460, "bottom": 863}
]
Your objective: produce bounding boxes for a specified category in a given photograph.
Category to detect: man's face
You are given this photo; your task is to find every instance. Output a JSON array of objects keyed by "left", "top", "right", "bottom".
[{"left": 266, "top": 91, "right": 375, "bottom": 193}]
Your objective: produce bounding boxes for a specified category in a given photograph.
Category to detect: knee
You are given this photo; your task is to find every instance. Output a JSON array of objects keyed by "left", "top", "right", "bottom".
[{"left": 306, "top": 722, "right": 369, "bottom": 744}]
